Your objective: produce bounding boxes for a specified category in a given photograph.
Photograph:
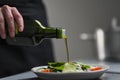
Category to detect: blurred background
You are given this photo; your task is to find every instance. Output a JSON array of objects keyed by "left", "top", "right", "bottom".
[{"left": 43, "top": 0, "right": 120, "bottom": 62}]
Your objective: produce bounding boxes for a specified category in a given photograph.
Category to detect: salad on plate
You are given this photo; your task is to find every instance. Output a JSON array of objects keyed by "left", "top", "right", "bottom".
[
  {"left": 31, "top": 62, "right": 109, "bottom": 79},
  {"left": 36, "top": 62, "right": 103, "bottom": 73}
]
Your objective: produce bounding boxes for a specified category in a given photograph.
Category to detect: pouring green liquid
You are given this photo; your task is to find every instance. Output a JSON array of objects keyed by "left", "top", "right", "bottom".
[{"left": 64, "top": 38, "right": 70, "bottom": 62}]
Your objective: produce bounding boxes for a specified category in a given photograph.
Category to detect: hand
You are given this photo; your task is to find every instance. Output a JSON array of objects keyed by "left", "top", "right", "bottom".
[{"left": 0, "top": 5, "right": 24, "bottom": 39}]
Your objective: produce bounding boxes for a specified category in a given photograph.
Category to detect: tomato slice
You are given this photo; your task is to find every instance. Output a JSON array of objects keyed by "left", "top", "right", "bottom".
[
  {"left": 90, "top": 67, "right": 102, "bottom": 71},
  {"left": 40, "top": 69, "right": 51, "bottom": 73}
]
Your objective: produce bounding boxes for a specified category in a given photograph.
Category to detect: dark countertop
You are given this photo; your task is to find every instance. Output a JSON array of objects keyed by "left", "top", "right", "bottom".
[
  {"left": 1, "top": 60, "right": 120, "bottom": 80},
  {"left": 1, "top": 71, "right": 120, "bottom": 80}
]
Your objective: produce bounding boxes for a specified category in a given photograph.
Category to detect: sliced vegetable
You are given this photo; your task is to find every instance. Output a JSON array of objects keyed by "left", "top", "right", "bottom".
[
  {"left": 40, "top": 69, "right": 51, "bottom": 73},
  {"left": 90, "top": 67, "right": 102, "bottom": 71},
  {"left": 62, "top": 62, "right": 77, "bottom": 72}
]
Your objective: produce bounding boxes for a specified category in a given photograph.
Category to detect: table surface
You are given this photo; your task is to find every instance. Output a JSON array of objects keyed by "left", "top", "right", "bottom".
[{"left": 1, "top": 60, "right": 120, "bottom": 80}]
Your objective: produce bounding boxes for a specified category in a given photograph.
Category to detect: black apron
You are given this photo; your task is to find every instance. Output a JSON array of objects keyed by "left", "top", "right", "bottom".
[{"left": 0, "top": 0, "right": 54, "bottom": 78}]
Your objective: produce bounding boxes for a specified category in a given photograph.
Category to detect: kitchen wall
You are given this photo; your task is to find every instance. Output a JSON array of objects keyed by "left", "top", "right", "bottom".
[{"left": 43, "top": 0, "right": 120, "bottom": 62}]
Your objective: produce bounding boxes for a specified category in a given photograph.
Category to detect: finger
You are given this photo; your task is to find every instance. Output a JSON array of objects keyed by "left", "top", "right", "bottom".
[
  {"left": 2, "top": 5, "right": 15, "bottom": 38},
  {"left": 0, "top": 8, "right": 6, "bottom": 39},
  {"left": 11, "top": 7, "right": 24, "bottom": 32}
]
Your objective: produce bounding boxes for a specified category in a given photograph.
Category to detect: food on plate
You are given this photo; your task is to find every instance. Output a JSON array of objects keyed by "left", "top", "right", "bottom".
[{"left": 37, "top": 62, "right": 103, "bottom": 73}]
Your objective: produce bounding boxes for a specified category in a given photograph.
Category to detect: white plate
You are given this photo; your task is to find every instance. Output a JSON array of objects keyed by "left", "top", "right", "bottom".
[{"left": 31, "top": 64, "right": 109, "bottom": 80}]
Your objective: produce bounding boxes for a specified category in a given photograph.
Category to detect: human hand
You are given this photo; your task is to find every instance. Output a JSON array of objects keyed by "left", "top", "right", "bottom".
[{"left": 0, "top": 5, "right": 24, "bottom": 39}]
